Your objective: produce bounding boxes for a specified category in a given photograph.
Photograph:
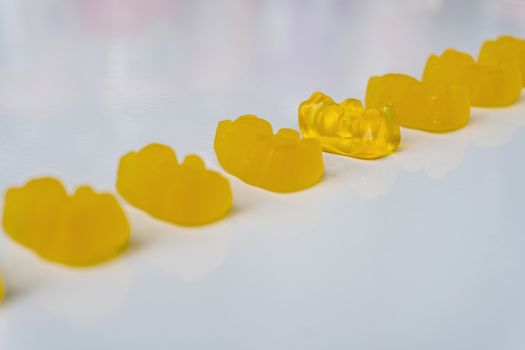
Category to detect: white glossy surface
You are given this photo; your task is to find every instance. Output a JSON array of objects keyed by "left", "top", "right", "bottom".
[{"left": 1, "top": 0, "right": 525, "bottom": 349}]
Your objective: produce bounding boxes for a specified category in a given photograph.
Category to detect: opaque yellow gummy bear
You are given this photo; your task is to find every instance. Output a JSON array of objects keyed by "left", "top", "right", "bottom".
[
  {"left": 423, "top": 49, "right": 522, "bottom": 107},
  {"left": 117, "top": 143, "right": 232, "bottom": 226},
  {"left": 366, "top": 74, "right": 470, "bottom": 132},
  {"left": 479, "top": 35, "right": 525, "bottom": 87},
  {"left": 2, "top": 177, "right": 130, "bottom": 267},
  {"left": 214, "top": 115, "right": 323, "bottom": 193},
  {"left": 298, "top": 92, "right": 400, "bottom": 159}
]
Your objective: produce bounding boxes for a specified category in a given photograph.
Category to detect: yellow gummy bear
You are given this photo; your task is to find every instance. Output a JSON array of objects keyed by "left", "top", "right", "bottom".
[
  {"left": 479, "top": 35, "right": 525, "bottom": 87},
  {"left": 298, "top": 92, "right": 400, "bottom": 159},
  {"left": 366, "top": 73, "right": 470, "bottom": 132},
  {"left": 117, "top": 143, "right": 232, "bottom": 226},
  {"left": 423, "top": 49, "right": 522, "bottom": 107},
  {"left": 214, "top": 115, "right": 323, "bottom": 193},
  {"left": 2, "top": 177, "right": 130, "bottom": 267}
]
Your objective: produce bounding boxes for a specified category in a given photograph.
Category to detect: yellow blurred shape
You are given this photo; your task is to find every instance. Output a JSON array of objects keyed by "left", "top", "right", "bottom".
[
  {"left": 366, "top": 73, "right": 470, "bottom": 132},
  {"left": 0, "top": 273, "right": 4, "bottom": 302},
  {"left": 3, "top": 177, "right": 130, "bottom": 267},
  {"left": 479, "top": 35, "right": 525, "bottom": 87},
  {"left": 424, "top": 49, "right": 522, "bottom": 107},
  {"left": 214, "top": 115, "right": 323, "bottom": 192},
  {"left": 117, "top": 143, "right": 232, "bottom": 226}
]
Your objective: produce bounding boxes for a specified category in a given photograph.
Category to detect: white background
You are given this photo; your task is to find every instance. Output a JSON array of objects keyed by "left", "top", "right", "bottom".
[{"left": 0, "top": 0, "right": 525, "bottom": 349}]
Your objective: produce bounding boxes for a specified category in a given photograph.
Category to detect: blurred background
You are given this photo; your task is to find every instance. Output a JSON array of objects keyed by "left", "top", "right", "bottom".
[
  {"left": 0, "top": 0, "right": 524, "bottom": 189},
  {"left": 0, "top": 0, "right": 525, "bottom": 349}
]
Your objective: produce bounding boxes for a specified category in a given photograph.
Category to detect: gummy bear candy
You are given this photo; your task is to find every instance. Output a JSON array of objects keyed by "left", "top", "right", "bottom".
[
  {"left": 366, "top": 73, "right": 470, "bottom": 132},
  {"left": 2, "top": 177, "right": 130, "bottom": 267},
  {"left": 479, "top": 35, "right": 525, "bottom": 87},
  {"left": 117, "top": 143, "right": 232, "bottom": 226},
  {"left": 423, "top": 49, "right": 522, "bottom": 107},
  {"left": 214, "top": 115, "right": 323, "bottom": 192},
  {"left": 298, "top": 92, "right": 400, "bottom": 159}
]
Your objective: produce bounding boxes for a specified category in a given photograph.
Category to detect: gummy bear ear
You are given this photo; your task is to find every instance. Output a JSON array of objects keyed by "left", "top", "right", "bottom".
[
  {"left": 74, "top": 186, "right": 96, "bottom": 197},
  {"left": 138, "top": 143, "right": 178, "bottom": 164},
  {"left": 309, "top": 91, "right": 334, "bottom": 103},
  {"left": 182, "top": 154, "right": 206, "bottom": 169},
  {"left": 277, "top": 128, "right": 300, "bottom": 140},
  {"left": 340, "top": 98, "right": 364, "bottom": 111}
]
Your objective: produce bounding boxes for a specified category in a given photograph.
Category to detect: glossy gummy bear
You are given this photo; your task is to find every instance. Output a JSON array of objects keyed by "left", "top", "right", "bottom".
[
  {"left": 214, "top": 115, "right": 323, "bottom": 193},
  {"left": 479, "top": 35, "right": 525, "bottom": 87},
  {"left": 366, "top": 73, "right": 470, "bottom": 132},
  {"left": 117, "top": 143, "right": 232, "bottom": 226},
  {"left": 424, "top": 48, "right": 522, "bottom": 107},
  {"left": 2, "top": 177, "right": 130, "bottom": 267},
  {"left": 298, "top": 92, "right": 400, "bottom": 159}
]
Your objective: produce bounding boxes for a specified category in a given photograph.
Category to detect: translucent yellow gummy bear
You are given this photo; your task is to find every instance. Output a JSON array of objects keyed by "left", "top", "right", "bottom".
[
  {"left": 117, "top": 143, "right": 232, "bottom": 226},
  {"left": 214, "top": 115, "right": 323, "bottom": 193},
  {"left": 423, "top": 49, "right": 522, "bottom": 107},
  {"left": 2, "top": 177, "right": 130, "bottom": 267},
  {"left": 298, "top": 92, "right": 400, "bottom": 159},
  {"left": 366, "top": 74, "right": 470, "bottom": 132},
  {"left": 479, "top": 35, "right": 525, "bottom": 87}
]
